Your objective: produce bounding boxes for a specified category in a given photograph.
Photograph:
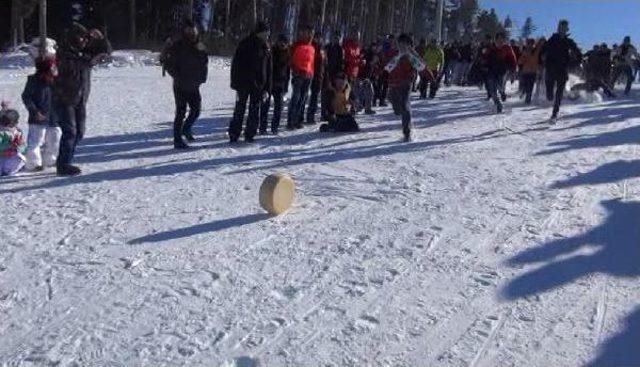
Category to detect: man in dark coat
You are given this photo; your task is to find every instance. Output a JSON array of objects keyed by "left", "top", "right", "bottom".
[
  {"left": 260, "top": 34, "right": 289, "bottom": 135},
  {"left": 164, "top": 20, "right": 209, "bottom": 149},
  {"left": 54, "top": 23, "right": 111, "bottom": 176},
  {"left": 229, "top": 21, "right": 271, "bottom": 142},
  {"left": 541, "top": 19, "right": 581, "bottom": 122},
  {"left": 306, "top": 33, "right": 327, "bottom": 124}
]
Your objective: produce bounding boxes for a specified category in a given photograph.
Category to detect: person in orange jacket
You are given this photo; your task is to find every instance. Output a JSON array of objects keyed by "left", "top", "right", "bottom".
[
  {"left": 287, "top": 25, "right": 315, "bottom": 130},
  {"left": 518, "top": 38, "right": 543, "bottom": 104}
]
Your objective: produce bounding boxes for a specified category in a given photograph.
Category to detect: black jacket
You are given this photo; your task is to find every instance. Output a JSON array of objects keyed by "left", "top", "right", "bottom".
[
  {"left": 230, "top": 33, "right": 270, "bottom": 93},
  {"left": 271, "top": 44, "right": 291, "bottom": 94},
  {"left": 54, "top": 41, "right": 103, "bottom": 106},
  {"left": 22, "top": 75, "right": 53, "bottom": 125},
  {"left": 165, "top": 38, "right": 209, "bottom": 91},
  {"left": 542, "top": 33, "right": 581, "bottom": 75},
  {"left": 326, "top": 42, "right": 345, "bottom": 78}
]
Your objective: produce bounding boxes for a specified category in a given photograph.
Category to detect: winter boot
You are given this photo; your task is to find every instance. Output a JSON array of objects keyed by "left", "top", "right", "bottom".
[{"left": 57, "top": 164, "right": 82, "bottom": 176}]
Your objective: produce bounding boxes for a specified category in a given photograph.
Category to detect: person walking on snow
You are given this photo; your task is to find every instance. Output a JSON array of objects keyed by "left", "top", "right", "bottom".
[
  {"left": 611, "top": 36, "right": 639, "bottom": 96},
  {"left": 518, "top": 38, "right": 543, "bottom": 104},
  {"left": 54, "top": 23, "right": 111, "bottom": 176},
  {"left": 164, "top": 20, "right": 209, "bottom": 148},
  {"left": 484, "top": 32, "right": 517, "bottom": 114},
  {"left": 541, "top": 20, "right": 581, "bottom": 123},
  {"left": 229, "top": 21, "right": 271, "bottom": 142},
  {"left": 420, "top": 38, "right": 445, "bottom": 99},
  {"left": 385, "top": 34, "right": 432, "bottom": 142},
  {"left": 287, "top": 26, "right": 316, "bottom": 130}
]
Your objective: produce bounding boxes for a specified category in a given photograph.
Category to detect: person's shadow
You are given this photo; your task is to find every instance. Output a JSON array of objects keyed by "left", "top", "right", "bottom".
[
  {"left": 587, "top": 306, "right": 640, "bottom": 367},
  {"left": 503, "top": 199, "right": 640, "bottom": 300},
  {"left": 129, "top": 213, "right": 271, "bottom": 244}
]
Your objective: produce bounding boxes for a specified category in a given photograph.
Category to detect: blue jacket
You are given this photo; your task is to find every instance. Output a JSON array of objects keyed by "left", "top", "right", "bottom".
[{"left": 22, "top": 75, "right": 55, "bottom": 126}]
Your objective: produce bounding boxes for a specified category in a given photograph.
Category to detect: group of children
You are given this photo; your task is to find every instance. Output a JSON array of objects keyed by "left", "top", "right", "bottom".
[{"left": 0, "top": 52, "right": 60, "bottom": 177}]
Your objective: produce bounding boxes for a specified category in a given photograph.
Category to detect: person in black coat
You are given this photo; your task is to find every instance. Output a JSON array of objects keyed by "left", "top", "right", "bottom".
[
  {"left": 541, "top": 19, "right": 581, "bottom": 121},
  {"left": 306, "top": 33, "right": 327, "bottom": 124},
  {"left": 54, "top": 23, "right": 111, "bottom": 176},
  {"left": 260, "top": 34, "right": 289, "bottom": 135},
  {"left": 229, "top": 21, "right": 271, "bottom": 143},
  {"left": 164, "top": 20, "right": 209, "bottom": 149}
]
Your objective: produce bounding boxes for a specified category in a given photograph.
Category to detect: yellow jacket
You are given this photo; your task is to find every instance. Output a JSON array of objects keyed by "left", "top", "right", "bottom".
[
  {"left": 333, "top": 84, "right": 352, "bottom": 116},
  {"left": 423, "top": 45, "right": 445, "bottom": 71}
]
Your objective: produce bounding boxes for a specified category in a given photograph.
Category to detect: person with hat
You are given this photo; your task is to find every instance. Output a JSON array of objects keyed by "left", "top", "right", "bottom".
[
  {"left": 53, "top": 22, "right": 112, "bottom": 176},
  {"left": 229, "top": 21, "right": 272, "bottom": 143},
  {"left": 22, "top": 56, "right": 61, "bottom": 171},
  {"left": 163, "top": 19, "right": 209, "bottom": 149}
]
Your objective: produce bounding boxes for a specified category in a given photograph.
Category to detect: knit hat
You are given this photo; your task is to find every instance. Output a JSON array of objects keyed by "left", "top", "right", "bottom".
[{"left": 0, "top": 109, "right": 20, "bottom": 127}]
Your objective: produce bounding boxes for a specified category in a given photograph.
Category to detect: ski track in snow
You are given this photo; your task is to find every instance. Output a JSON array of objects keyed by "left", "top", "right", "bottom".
[{"left": 1, "top": 60, "right": 640, "bottom": 366}]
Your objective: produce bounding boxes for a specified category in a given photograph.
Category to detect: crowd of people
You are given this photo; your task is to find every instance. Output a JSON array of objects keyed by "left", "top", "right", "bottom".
[{"left": 0, "top": 19, "right": 638, "bottom": 178}]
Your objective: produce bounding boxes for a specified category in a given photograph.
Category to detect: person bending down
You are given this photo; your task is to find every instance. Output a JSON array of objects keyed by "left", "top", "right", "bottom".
[{"left": 320, "top": 73, "right": 360, "bottom": 133}]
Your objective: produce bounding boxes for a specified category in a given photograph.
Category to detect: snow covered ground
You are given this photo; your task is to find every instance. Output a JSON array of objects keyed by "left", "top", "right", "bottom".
[{"left": 1, "top": 54, "right": 639, "bottom": 366}]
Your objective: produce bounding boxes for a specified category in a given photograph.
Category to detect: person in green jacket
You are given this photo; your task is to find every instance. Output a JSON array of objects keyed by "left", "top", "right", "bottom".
[{"left": 419, "top": 39, "right": 445, "bottom": 99}]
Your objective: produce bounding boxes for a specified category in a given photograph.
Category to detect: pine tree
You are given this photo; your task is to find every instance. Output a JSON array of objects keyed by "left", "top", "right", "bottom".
[{"left": 521, "top": 16, "right": 536, "bottom": 40}]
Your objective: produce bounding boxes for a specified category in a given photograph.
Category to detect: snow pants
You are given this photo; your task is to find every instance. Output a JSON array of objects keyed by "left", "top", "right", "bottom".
[
  {"left": 1, "top": 154, "right": 26, "bottom": 176},
  {"left": 229, "top": 90, "right": 261, "bottom": 140},
  {"left": 56, "top": 101, "right": 86, "bottom": 169},
  {"left": 25, "top": 124, "right": 62, "bottom": 170},
  {"left": 546, "top": 71, "right": 568, "bottom": 118},
  {"left": 389, "top": 85, "right": 412, "bottom": 135},
  {"left": 287, "top": 75, "right": 312, "bottom": 128}
]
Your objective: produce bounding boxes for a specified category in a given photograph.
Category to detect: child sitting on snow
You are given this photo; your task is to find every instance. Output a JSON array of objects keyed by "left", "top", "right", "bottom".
[
  {"left": 22, "top": 56, "right": 61, "bottom": 171},
  {"left": 0, "top": 103, "right": 27, "bottom": 176},
  {"left": 319, "top": 73, "right": 360, "bottom": 133}
]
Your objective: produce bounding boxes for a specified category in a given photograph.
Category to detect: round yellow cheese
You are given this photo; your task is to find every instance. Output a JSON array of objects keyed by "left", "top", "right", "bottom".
[{"left": 259, "top": 174, "right": 296, "bottom": 215}]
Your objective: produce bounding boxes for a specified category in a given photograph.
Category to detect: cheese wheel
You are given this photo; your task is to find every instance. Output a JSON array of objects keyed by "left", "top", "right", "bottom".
[{"left": 259, "top": 174, "right": 296, "bottom": 215}]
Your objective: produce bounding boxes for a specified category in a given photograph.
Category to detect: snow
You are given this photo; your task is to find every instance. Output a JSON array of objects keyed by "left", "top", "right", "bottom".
[{"left": 1, "top": 52, "right": 639, "bottom": 366}]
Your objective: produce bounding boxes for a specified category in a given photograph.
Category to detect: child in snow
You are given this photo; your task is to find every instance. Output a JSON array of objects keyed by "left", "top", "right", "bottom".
[
  {"left": 384, "top": 34, "right": 431, "bottom": 142},
  {"left": 22, "top": 57, "right": 62, "bottom": 171},
  {"left": 0, "top": 104, "right": 27, "bottom": 176},
  {"left": 319, "top": 73, "right": 360, "bottom": 133}
]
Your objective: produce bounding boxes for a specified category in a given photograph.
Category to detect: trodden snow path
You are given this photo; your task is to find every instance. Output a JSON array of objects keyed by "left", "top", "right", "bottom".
[{"left": 1, "top": 61, "right": 639, "bottom": 367}]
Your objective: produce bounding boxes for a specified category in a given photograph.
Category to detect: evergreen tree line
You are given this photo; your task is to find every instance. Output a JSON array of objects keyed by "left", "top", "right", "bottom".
[{"left": 2, "top": 0, "right": 537, "bottom": 53}]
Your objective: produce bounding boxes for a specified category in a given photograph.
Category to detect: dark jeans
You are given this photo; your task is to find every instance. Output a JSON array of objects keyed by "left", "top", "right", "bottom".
[
  {"left": 173, "top": 86, "right": 201, "bottom": 139},
  {"left": 229, "top": 90, "right": 261, "bottom": 140},
  {"left": 388, "top": 85, "right": 412, "bottom": 135},
  {"left": 546, "top": 71, "right": 568, "bottom": 118},
  {"left": 259, "top": 90, "right": 285, "bottom": 133},
  {"left": 375, "top": 73, "right": 389, "bottom": 106},
  {"left": 56, "top": 102, "right": 86, "bottom": 168},
  {"left": 486, "top": 74, "right": 505, "bottom": 111},
  {"left": 521, "top": 72, "right": 537, "bottom": 104},
  {"left": 288, "top": 75, "right": 312, "bottom": 128},
  {"left": 612, "top": 65, "right": 634, "bottom": 95},
  {"left": 306, "top": 78, "right": 323, "bottom": 123}
]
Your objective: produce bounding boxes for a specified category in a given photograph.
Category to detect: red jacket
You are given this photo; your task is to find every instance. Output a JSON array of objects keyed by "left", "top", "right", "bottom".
[
  {"left": 290, "top": 41, "right": 315, "bottom": 79},
  {"left": 388, "top": 54, "right": 416, "bottom": 87},
  {"left": 343, "top": 39, "right": 362, "bottom": 79},
  {"left": 486, "top": 44, "right": 517, "bottom": 77}
]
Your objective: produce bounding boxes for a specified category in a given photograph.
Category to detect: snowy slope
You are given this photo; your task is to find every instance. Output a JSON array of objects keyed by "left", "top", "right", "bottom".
[{"left": 1, "top": 58, "right": 639, "bottom": 367}]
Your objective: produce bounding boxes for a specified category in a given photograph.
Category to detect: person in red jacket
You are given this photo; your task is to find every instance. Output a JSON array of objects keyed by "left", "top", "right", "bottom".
[
  {"left": 343, "top": 35, "right": 362, "bottom": 82},
  {"left": 287, "top": 26, "right": 315, "bottom": 130},
  {"left": 485, "top": 32, "right": 517, "bottom": 114},
  {"left": 385, "top": 34, "right": 433, "bottom": 142}
]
